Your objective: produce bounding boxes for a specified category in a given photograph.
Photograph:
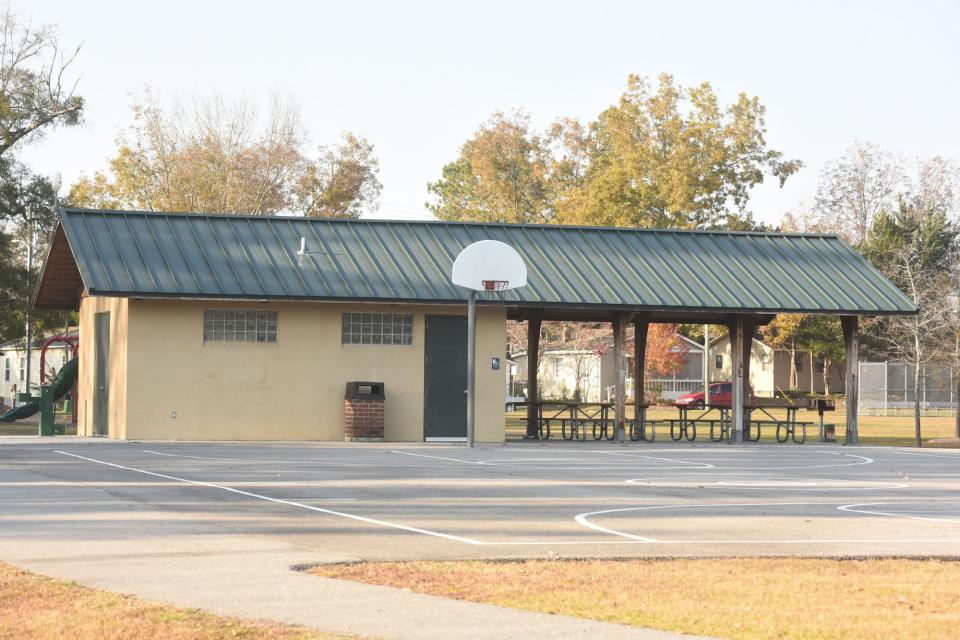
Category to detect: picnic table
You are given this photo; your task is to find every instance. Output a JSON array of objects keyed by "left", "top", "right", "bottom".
[
  {"left": 664, "top": 402, "right": 815, "bottom": 443},
  {"left": 515, "top": 400, "right": 616, "bottom": 441},
  {"left": 665, "top": 403, "right": 731, "bottom": 442},
  {"left": 743, "top": 404, "right": 813, "bottom": 443},
  {"left": 513, "top": 398, "right": 817, "bottom": 444}
]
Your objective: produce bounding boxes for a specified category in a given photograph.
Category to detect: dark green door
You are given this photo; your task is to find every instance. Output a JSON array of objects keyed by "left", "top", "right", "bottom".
[
  {"left": 93, "top": 312, "right": 110, "bottom": 436},
  {"left": 424, "top": 315, "right": 467, "bottom": 439}
]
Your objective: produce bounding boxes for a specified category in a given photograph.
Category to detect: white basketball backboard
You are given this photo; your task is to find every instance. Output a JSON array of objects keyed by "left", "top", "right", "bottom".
[{"left": 451, "top": 240, "right": 527, "bottom": 292}]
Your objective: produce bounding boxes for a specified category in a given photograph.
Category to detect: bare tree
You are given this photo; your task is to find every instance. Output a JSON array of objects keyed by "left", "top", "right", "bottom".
[
  {"left": 0, "top": 5, "right": 83, "bottom": 156},
  {"left": 814, "top": 141, "right": 905, "bottom": 245},
  {"left": 914, "top": 156, "right": 960, "bottom": 222},
  {"left": 869, "top": 250, "right": 954, "bottom": 446},
  {"left": 564, "top": 322, "right": 609, "bottom": 401}
]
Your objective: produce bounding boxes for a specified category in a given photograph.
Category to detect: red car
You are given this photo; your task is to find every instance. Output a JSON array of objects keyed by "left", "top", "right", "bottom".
[{"left": 675, "top": 382, "right": 755, "bottom": 407}]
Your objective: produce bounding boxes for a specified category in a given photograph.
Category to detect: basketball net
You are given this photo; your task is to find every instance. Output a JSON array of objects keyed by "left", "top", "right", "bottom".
[{"left": 481, "top": 279, "right": 509, "bottom": 301}]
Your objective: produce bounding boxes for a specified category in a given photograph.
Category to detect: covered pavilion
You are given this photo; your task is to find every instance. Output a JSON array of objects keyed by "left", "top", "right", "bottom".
[
  {"left": 33, "top": 209, "right": 915, "bottom": 442},
  {"left": 490, "top": 227, "right": 916, "bottom": 444}
]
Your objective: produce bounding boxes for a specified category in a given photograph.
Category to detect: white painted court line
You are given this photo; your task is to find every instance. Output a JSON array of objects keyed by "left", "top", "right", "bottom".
[
  {"left": 879, "top": 450, "right": 960, "bottom": 460},
  {"left": 625, "top": 477, "right": 909, "bottom": 491},
  {"left": 279, "top": 498, "right": 358, "bottom": 502},
  {"left": 573, "top": 501, "right": 960, "bottom": 545},
  {"left": 593, "top": 451, "right": 715, "bottom": 468},
  {"left": 390, "top": 451, "right": 485, "bottom": 465},
  {"left": 143, "top": 450, "right": 291, "bottom": 463},
  {"left": 55, "top": 451, "right": 485, "bottom": 546},
  {"left": 704, "top": 453, "right": 875, "bottom": 471},
  {"left": 391, "top": 450, "right": 714, "bottom": 471},
  {"left": 142, "top": 450, "right": 455, "bottom": 469},
  {"left": 838, "top": 501, "right": 960, "bottom": 524},
  {"left": 906, "top": 473, "right": 960, "bottom": 476},
  {"left": 142, "top": 450, "right": 358, "bottom": 465},
  {"left": 574, "top": 508, "right": 659, "bottom": 542}
]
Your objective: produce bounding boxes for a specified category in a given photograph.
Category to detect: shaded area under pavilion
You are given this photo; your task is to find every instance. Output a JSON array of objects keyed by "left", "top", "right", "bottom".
[{"left": 509, "top": 307, "right": 866, "bottom": 443}]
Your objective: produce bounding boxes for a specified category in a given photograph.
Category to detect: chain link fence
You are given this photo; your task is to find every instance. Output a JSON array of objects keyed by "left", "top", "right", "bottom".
[{"left": 859, "top": 361, "right": 957, "bottom": 416}]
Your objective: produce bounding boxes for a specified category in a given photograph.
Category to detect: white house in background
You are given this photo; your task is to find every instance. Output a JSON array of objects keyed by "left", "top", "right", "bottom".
[
  {"left": 510, "top": 349, "right": 616, "bottom": 402},
  {"left": 646, "top": 335, "right": 706, "bottom": 400},
  {"left": 645, "top": 335, "right": 773, "bottom": 400},
  {"left": 707, "top": 334, "right": 775, "bottom": 397},
  {"left": 0, "top": 333, "right": 76, "bottom": 410}
]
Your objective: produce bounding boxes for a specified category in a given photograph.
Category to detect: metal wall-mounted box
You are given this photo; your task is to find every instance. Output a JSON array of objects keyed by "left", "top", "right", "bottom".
[{"left": 345, "top": 382, "right": 385, "bottom": 401}]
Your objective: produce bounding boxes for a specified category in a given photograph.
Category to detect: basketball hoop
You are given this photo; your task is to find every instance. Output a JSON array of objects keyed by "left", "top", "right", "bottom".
[
  {"left": 481, "top": 279, "right": 509, "bottom": 300},
  {"left": 451, "top": 240, "right": 528, "bottom": 448}
]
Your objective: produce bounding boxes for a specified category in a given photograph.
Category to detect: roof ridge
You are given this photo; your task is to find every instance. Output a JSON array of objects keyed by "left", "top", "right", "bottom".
[{"left": 57, "top": 207, "right": 842, "bottom": 240}]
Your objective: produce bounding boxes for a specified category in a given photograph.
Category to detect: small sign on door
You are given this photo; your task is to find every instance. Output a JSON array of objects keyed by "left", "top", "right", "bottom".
[{"left": 491, "top": 356, "right": 501, "bottom": 370}]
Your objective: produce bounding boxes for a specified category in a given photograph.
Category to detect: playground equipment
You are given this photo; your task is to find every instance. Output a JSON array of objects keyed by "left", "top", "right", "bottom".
[{"left": 0, "top": 334, "right": 79, "bottom": 436}]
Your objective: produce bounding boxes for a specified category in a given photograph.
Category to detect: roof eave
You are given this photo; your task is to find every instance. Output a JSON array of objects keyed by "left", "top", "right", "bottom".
[{"left": 84, "top": 288, "right": 916, "bottom": 316}]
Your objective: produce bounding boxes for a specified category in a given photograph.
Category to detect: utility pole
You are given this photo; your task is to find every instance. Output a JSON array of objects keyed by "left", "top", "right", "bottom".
[{"left": 24, "top": 206, "right": 33, "bottom": 400}]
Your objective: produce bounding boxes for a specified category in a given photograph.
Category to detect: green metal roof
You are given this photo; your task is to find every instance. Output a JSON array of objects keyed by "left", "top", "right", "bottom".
[{"left": 36, "top": 207, "right": 916, "bottom": 316}]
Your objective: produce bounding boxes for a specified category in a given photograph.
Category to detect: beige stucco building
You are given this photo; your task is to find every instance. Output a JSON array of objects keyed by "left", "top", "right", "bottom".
[
  {"left": 38, "top": 210, "right": 511, "bottom": 442},
  {"left": 74, "top": 297, "right": 506, "bottom": 441}
]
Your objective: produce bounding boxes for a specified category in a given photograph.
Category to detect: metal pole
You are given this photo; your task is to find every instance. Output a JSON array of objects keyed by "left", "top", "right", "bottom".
[
  {"left": 24, "top": 209, "right": 33, "bottom": 401},
  {"left": 884, "top": 361, "right": 888, "bottom": 417},
  {"left": 612, "top": 313, "right": 626, "bottom": 442},
  {"left": 466, "top": 290, "right": 476, "bottom": 448},
  {"left": 702, "top": 324, "right": 710, "bottom": 397}
]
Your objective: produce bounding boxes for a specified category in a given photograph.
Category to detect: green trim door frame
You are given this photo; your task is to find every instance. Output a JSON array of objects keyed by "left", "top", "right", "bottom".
[{"left": 93, "top": 311, "right": 110, "bottom": 437}]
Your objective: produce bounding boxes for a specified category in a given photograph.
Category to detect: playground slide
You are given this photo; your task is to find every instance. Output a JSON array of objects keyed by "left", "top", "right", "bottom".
[{"left": 0, "top": 357, "right": 78, "bottom": 422}]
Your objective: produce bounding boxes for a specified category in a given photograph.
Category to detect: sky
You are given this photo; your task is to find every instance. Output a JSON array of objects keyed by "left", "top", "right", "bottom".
[{"left": 13, "top": 0, "right": 960, "bottom": 225}]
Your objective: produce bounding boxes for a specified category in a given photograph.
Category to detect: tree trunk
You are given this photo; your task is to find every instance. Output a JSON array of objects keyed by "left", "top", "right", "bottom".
[
  {"left": 789, "top": 343, "right": 797, "bottom": 390},
  {"left": 955, "top": 334, "right": 960, "bottom": 439},
  {"left": 822, "top": 355, "right": 831, "bottom": 398},
  {"left": 914, "top": 363, "right": 923, "bottom": 448}
]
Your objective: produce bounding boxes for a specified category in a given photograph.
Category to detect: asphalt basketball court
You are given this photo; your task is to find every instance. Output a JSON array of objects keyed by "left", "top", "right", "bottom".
[{"left": 2, "top": 439, "right": 958, "bottom": 561}]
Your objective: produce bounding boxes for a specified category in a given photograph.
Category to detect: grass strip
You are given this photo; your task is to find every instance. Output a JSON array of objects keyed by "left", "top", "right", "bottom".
[{"left": 315, "top": 557, "right": 960, "bottom": 640}]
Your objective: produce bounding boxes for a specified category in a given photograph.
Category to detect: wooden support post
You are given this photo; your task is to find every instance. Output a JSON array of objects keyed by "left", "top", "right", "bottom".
[
  {"left": 613, "top": 312, "right": 628, "bottom": 442},
  {"left": 741, "top": 317, "right": 755, "bottom": 401},
  {"left": 842, "top": 315, "right": 859, "bottom": 445},
  {"left": 741, "top": 317, "right": 755, "bottom": 440},
  {"left": 728, "top": 316, "right": 745, "bottom": 443},
  {"left": 525, "top": 310, "right": 543, "bottom": 439},
  {"left": 633, "top": 314, "right": 649, "bottom": 435}
]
